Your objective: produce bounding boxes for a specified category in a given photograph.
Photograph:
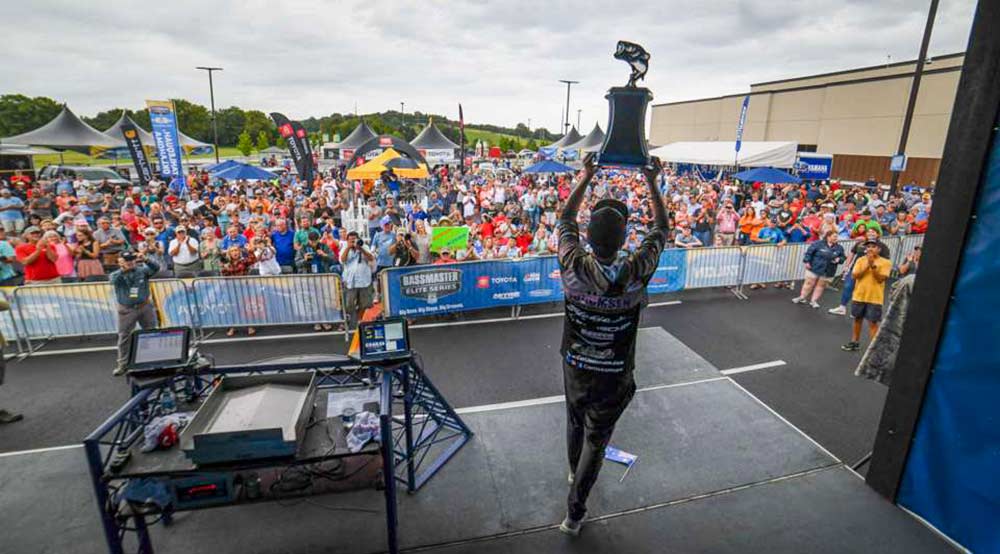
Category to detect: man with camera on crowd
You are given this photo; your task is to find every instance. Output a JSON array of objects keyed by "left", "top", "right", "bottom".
[
  {"left": 340, "top": 231, "right": 375, "bottom": 330},
  {"left": 295, "top": 231, "right": 335, "bottom": 275},
  {"left": 110, "top": 251, "right": 160, "bottom": 376},
  {"left": 390, "top": 229, "right": 419, "bottom": 267}
]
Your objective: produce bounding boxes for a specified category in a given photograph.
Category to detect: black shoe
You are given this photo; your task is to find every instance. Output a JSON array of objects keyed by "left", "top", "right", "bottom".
[
  {"left": 0, "top": 409, "right": 24, "bottom": 424},
  {"left": 841, "top": 342, "right": 860, "bottom": 352}
]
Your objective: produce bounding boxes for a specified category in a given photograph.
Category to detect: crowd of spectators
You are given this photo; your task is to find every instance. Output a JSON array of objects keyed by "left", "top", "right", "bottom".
[{"left": 0, "top": 161, "right": 933, "bottom": 290}]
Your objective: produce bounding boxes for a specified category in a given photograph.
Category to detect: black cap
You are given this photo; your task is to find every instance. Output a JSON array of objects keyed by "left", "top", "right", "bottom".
[
  {"left": 120, "top": 251, "right": 137, "bottom": 261},
  {"left": 592, "top": 199, "right": 628, "bottom": 222},
  {"left": 861, "top": 240, "right": 880, "bottom": 249}
]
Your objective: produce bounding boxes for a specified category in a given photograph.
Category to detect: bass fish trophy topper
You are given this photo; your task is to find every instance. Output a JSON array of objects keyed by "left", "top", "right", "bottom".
[{"left": 598, "top": 41, "right": 653, "bottom": 168}]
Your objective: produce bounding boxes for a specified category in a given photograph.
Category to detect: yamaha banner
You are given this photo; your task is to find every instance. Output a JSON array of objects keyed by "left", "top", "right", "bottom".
[
  {"left": 119, "top": 121, "right": 153, "bottom": 187},
  {"left": 271, "top": 113, "right": 310, "bottom": 184},
  {"left": 146, "top": 100, "right": 184, "bottom": 181},
  {"left": 794, "top": 154, "right": 833, "bottom": 180}
]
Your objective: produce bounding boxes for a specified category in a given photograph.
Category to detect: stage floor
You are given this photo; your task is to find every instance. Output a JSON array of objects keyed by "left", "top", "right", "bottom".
[{"left": 0, "top": 329, "right": 955, "bottom": 554}]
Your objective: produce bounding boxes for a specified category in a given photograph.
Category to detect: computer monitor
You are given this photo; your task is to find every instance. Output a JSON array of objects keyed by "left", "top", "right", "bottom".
[
  {"left": 359, "top": 318, "right": 411, "bottom": 362},
  {"left": 128, "top": 327, "right": 192, "bottom": 370}
]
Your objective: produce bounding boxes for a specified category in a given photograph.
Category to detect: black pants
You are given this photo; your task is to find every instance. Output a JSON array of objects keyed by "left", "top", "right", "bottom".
[{"left": 564, "top": 361, "right": 636, "bottom": 520}]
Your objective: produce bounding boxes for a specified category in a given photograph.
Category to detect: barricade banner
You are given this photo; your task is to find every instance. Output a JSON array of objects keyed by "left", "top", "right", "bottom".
[
  {"left": 741, "top": 243, "right": 809, "bottom": 285},
  {"left": 151, "top": 279, "right": 196, "bottom": 328},
  {"left": 383, "top": 257, "right": 554, "bottom": 316},
  {"left": 12, "top": 283, "right": 117, "bottom": 338},
  {"left": 0, "top": 288, "right": 19, "bottom": 346},
  {"left": 191, "top": 275, "right": 343, "bottom": 328},
  {"left": 835, "top": 239, "right": 861, "bottom": 276},
  {"left": 683, "top": 247, "right": 742, "bottom": 289},
  {"left": 648, "top": 249, "right": 687, "bottom": 294}
]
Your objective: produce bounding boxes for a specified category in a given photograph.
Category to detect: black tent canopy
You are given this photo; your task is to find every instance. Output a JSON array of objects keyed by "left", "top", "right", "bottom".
[
  {"left": 103, "top": 112, "right": 154, "bottom": 145},
  {"left": 2, "top": 105, "right": 123, "bottom": 153},
  {"left": 334, "top": 121, "right": 378, "bottom": 149},
  {"left": 565, "top": 123, "right": 605, "bottom": 153},
  {"left": 411, "top": 119, "right": 459, "bottom": 150},
  {"left": 546, "top": 126, "right": 583, "bottom": 149}
]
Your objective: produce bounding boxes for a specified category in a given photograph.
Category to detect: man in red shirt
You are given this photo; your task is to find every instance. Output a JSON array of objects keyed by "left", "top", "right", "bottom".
[{"left": 14, "top": 226, "right": 61, "bottom": 284}]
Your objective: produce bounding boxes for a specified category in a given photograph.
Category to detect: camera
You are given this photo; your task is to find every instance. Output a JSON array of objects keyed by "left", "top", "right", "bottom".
[{"left": 356, "top": 238, "right": 364, "bottom": 248}]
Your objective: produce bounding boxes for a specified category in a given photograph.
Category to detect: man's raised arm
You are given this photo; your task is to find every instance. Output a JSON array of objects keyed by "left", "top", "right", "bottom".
[
  {"left": 643, "top": 157, "right": 668, "bottom": 230},
  {"left": 560, "top": 153, "right": 598, "bottom": 223}
]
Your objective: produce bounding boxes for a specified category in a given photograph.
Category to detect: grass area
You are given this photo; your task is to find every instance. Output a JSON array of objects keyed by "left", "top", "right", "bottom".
[
  {"left": 464, "top": 128, "right": 530, "bottom": 147},
  {"left": 31, "top": 146, "right": 246, "bottom": 168}
]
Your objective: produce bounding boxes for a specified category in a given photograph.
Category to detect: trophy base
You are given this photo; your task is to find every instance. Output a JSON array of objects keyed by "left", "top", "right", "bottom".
[{"left": 598, "top": 86, "right": 653, "bottom": 168}]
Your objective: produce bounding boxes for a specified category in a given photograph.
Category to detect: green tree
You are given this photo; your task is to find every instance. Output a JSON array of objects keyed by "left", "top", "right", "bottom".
[
  {"left": 0, "top": 94, "right": 62, "bottom": 136},
  {"left": 243, "top": 110, "right": 275, "bottom": 144},
  {"left": 236, "top": 130, "right": 253, "bottom": 156},
  {"left": 255, "top": 130, "right": 270, "bottom": 152},
  {"left": 215, "top": 106, "right": 246, "bottom": 147}
]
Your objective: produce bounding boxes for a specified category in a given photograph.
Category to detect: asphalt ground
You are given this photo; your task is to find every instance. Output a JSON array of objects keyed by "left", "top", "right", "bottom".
[{"left": 0, "top": 286, "right": 886, "bottom": 472}]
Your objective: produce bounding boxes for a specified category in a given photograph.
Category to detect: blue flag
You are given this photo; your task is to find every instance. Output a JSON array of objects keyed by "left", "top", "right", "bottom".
[
  {"left": 146, "top": 100, "right": 185, "bottom": 183},
  {"left": 735, "top": 95, "right": 750, "bottom": 154}
]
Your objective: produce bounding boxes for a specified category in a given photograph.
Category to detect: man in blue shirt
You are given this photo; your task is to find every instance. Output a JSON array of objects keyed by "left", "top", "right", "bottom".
[
  {"left": 371, "top": 216, "right": 397, "bottom": 272},
  {"left": 270, "top": 218, "right": 295, "bottom": 272},
  {"left": 221, "top": 224, "right": 248, "bottom": 251},
  {"left": 753, "top": 219, "right": 786, "bottom": 244}
]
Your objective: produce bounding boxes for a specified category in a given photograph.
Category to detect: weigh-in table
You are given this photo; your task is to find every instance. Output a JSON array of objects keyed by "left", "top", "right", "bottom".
[{"left": 84, "top": 355, "right": 473, "bottom": 554}]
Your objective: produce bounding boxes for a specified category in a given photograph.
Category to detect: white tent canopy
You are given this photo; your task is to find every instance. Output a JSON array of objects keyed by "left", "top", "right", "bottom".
[{"left": 649, "top": 141, "right": 797, "bottom": 168}]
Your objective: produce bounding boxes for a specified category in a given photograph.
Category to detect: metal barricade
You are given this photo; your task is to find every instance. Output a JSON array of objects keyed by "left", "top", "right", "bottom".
[
  {"left": 835, "top": 239, "right": 861, "bottom": 276},
  {"left": 895, "top": 234, "right": 925, "bottom": 266},
  {"left": 0, "top": 289, "right": 25, "bottom": 356},
  {"left": 739, "top": 243, "right": 810, "bottom": 286},
  {"left": 12, "top": 282, "right": 118, "bottom": 339},
  {"left": 683, "top": 246, "right": 744, "bottom": 289},
  {"left": 880, "top": 236, "right": 903, "bottom": 269},
  {"left": 190, "top": 274, "right": 344, "bottom": 329}
]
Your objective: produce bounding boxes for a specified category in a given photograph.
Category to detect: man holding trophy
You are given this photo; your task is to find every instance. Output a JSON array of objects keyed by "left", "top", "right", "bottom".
[{"left": 557, "top": 41, "right": 666, "bottom": 536}]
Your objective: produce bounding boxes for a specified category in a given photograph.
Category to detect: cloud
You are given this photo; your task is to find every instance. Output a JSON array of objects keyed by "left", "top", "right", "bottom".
[{"left": 1, "top": 0, "right": 976, "bottom": 133}]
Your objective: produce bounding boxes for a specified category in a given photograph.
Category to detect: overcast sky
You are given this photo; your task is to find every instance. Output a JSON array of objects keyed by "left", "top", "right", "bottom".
[{"left": 2, "top": 0, "right": 978, "bottom": 133}]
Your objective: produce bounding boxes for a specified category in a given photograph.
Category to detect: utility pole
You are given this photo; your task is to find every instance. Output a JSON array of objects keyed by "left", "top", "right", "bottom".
[
  {"left": 559, "top": 79, "right": 579, "bottom": 135},
  {"left": 890, "top": 0, "right": 939, "bottom": 196},
  {"left": 196, "top": 66, "right": 223, "bottom": 163},
  {"left": 400, "top": 101, "right": 405, "bottom": 129},
  {"left": 577, "top": 109, "right": 582, "bottom": 130}
]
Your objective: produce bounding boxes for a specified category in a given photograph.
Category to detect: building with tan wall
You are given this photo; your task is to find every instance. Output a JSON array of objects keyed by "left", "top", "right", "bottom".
[{"left": 649, "top": 53, "right": 964, "bottom": 187}]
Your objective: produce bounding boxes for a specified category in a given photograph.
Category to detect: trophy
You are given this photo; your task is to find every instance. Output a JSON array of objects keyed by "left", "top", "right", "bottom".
[{"left": 598, "top": 41, "right": 653, "bottom": 168}]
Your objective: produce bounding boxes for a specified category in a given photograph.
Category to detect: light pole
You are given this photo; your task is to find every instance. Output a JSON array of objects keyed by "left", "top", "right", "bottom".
[
  {"left": 400, "top": 101, "right": 405, "bottom": 130},
  {"left": 890, "top": 0, "right": 938, "bottom": 196},
  {"left": 577, "top": 109, "right": 582, "bottom": 130},
  {"left": 196, "top": 66, "right": 223, "bottom": 163},
  {"left": 559, "top": 79, "right": 579, "bottom": 135}
]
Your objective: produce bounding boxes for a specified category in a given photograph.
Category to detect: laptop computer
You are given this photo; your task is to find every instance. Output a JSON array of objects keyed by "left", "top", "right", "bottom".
[
  {"left": 126, "top": 327, "right": 193, "bottom": 377},
  {"left": 358, "top": 318, "right": 412, "bottom": 363}
]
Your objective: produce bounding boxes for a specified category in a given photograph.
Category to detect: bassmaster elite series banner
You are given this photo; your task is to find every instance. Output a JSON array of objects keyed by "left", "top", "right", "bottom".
[
  {"left": 382, "top": 253, "right": 686, "bottom": 317},
  {"left": 146, "top": 100, "right": 184, "bottom": 181},
  {"left": 119, "top": 121, "right": 153, "bottom": 187}
]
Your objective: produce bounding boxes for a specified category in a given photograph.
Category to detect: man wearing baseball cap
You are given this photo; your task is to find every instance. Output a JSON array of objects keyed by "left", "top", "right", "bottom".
[
  {"left": 109, "top": 251, "right": 161, "bottom": 375},
  {"left": 842, "top": 239, "right": 891, "bottom": 352},
  {"left": 556, "top": 154, "right": 668, "bottom": 536},
  {"left": 371, "top": 215, "right": 397, "bottom": 273}
]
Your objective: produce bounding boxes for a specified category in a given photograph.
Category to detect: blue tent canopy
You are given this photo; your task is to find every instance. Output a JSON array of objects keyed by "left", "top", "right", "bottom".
[
  {"left": 523, "top": 160, "right": 574, "bottom": 174},
  {"left": 212, "top": 162, "right": 275, "bottom": 181},
  {"left": 732, "top": 167, "right": 801, "bottom": 184},
  {"left": 205, "top": 159, "right": 241, "bottom": 173}
]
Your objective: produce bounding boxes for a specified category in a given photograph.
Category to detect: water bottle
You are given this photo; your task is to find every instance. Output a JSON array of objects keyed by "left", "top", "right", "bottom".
[{"left": 161, "top": 388, "right": 176, "bottom": 414}]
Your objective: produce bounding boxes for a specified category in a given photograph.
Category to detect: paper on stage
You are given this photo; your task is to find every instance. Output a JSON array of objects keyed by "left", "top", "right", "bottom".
[{"left": 326, "top": 388, "right": 380, "bottom": 419}]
